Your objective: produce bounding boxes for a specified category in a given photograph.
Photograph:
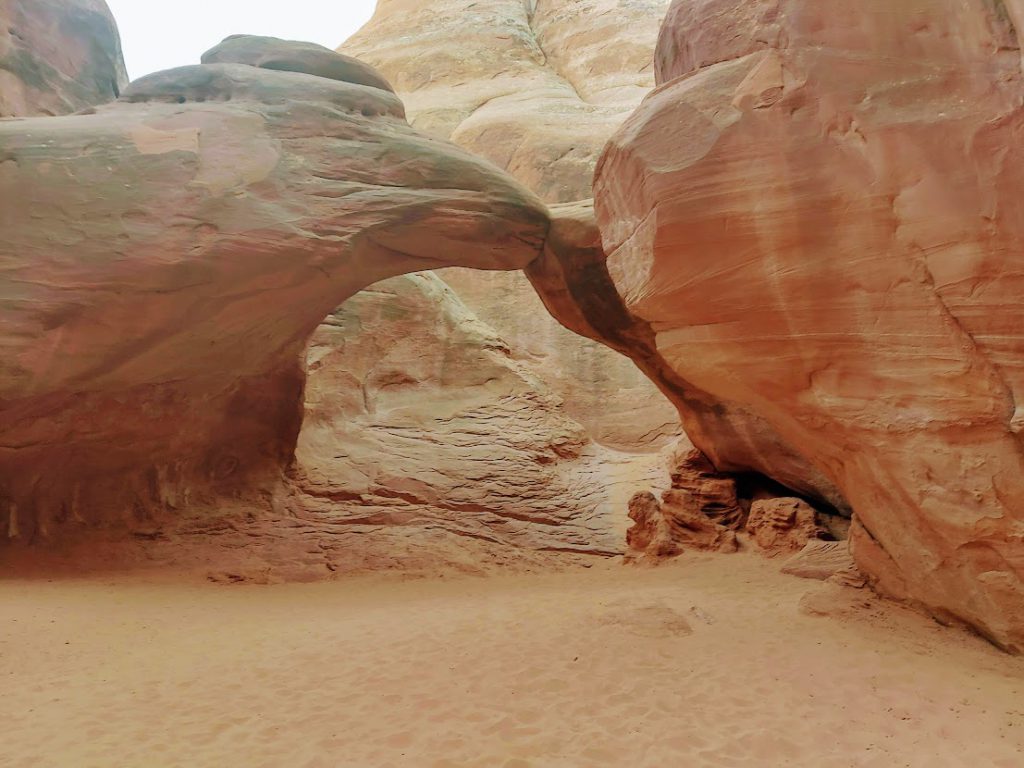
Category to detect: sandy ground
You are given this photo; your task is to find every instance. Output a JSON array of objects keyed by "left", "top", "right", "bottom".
[{"left": 2, "top": 553, "right": 1023, "bottom": 768}]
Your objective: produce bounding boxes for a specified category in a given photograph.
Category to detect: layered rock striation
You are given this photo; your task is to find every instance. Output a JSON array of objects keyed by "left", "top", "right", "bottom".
[{"left": 295, "top": 272, "right": 663, "bottom": 561}]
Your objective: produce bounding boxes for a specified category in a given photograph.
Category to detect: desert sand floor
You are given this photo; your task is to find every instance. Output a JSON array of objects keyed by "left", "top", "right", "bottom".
[{"left": 2, "top": 553, "right": 1023, "bottom": 768}]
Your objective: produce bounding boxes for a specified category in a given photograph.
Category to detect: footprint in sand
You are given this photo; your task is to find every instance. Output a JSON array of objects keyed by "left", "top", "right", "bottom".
[
  {"left": 595, "top": 602, "right": 693, "bottom": 638},
  {"left": 689, "top": 605, "right": 715, "bottom": 625}
]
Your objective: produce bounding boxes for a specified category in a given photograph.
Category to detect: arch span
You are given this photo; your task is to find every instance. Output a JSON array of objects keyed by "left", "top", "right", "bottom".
[{"left": 0, "top": 39, "right": 553, "bottom": 538}]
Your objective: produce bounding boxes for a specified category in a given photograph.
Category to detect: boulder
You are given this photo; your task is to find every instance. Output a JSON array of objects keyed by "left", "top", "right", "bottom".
[
  {"left": 746, "top": 498, "right": 827, "bottom": 555},
  {"left": 594, "top": 0, "right": 1024, "bottom": 650},
  {"left": 669, "top": 447, "right": 744, "bottom": 530},
  {"left": 626, "top": 489, "right": 738, "bottom": 564},
  {"left": 0, "top": 0, "right": 126, "bottom": 116}
]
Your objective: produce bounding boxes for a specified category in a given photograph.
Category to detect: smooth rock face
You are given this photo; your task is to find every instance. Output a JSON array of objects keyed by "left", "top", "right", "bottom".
[
  {"left": 0, "top": 0, "right": 127, "bottom": 116},
  {"left": 0, "top": 37, "right": 551, "bottom": 541},
  {"left": 595, "top": 0, "right": 1024, "bottom": 649},
  {"left": 201, "top": 35, "right": 394, "bottom": 94},
  {"left": 341, "top": 0, "right": 680, "bottom": 450}
]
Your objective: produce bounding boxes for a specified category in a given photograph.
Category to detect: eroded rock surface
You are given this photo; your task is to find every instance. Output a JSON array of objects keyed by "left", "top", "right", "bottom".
[
  {"left": 668, "top": 447, "right": 744, "bottom": 530},
  {"left": 202, "top": 35, "right": 394, "bottom": 94},
  {"left": 343, "top": 0, "right": 670, "bottom": 201},
  {"left": 0, "top": 0, "right": 126, "bottom": 116},
  {"left": 595, "top": 0, "right": 1024, "bottom": 649},
  {"left": 626, "top": 489, "right": 738, "bottom": 564},
  {"left": 0, "top": 37, "right": 552, "bottom": 543},
  {"left": 746, "top": 498, "right": 826, "bottom": 556},
  {"left": 294, "top": 273, "right": 666, "bottom": 559}
]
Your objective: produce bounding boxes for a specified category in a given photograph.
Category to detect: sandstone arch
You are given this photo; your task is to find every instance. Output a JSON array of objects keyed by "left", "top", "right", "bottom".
[{"left": 0, "top": 38, "right": 554, "bottom": 540}]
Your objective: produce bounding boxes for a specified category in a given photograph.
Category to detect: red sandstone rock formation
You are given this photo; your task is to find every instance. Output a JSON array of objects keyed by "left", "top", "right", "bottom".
[
  {"left": 618, "top": 443, "right": 745, "bottom": 565},
  {"left": 0, "top": 37, "right": 552, "bottom": 543},
  {"left": 594, "top": 0, "right": 1024, "bottom": 650},
  {"left": 746, "top": 498, "right": 826, "bottom": 555},
  {"left": 0, "top": 0, "right": 126, "bottom": 116},
  {"left": 6, "top": 0, "right": 1020, "bottom": 658},
  {"left": 668, "top": 447, "right": 744, "bottom": 530},
  {"left": 626, "top": 489, "right": 738, "bottom": 563}
]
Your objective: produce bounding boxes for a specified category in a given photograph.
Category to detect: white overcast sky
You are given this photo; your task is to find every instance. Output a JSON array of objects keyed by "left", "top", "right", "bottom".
[{"left": 105, "top": 1, "right": 378, "bottom": 80}]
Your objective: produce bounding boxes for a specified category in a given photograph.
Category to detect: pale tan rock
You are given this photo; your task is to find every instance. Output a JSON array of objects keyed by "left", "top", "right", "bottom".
[
  {"left": 341, "top": 0, "right": 679, "bottom": 451},
  {"left": 782, "top": 541, "right": 855, "bottom": 582},
  {"left": 0, "top": 37, "right": 551, "bottom": 542},
  {"left": 0, "top": 0, "right": 127, "bottom": 117},
  {"left": 626, "top": 492, "right": 680, "bottom": 560},
  {"left": 434, "top": 267, "right": 680, "bottom": 451},
  {"left": 294, "top": 272, "right": 668, "bottom": 558},
  {"left": 343, "top": 0, "right": 669, "bottom": 200},
  {"left": 595, "top": 0, "right": 1024, "bottom": 650}
]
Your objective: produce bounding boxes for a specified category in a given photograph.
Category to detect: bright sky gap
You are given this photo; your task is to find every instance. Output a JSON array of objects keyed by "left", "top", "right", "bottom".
[{"left": 105, "top": 1, "right": 377, "bottom": 80}]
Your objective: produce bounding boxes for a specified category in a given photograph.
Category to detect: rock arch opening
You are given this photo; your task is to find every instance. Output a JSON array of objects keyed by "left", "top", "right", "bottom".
[
  {"left": 0, "top": 40, "right": 551, "bottom": 547},
  {"left": 0, "top": 38, "right": 688, "bottom": 578}
]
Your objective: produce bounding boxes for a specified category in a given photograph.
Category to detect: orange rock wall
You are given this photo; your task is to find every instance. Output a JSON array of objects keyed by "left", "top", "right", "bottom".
[{"left": 596, "top": 0, "right": 1024, "bottom": 649}]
